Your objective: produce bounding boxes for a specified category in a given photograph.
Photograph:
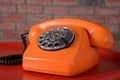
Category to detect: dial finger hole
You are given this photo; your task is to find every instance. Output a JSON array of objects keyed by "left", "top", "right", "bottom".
[
  {"left": 54, "top": 42, "right": 59, "bottom": 47},
  {"left": 39, "top": 36, "right": 43, "bottom": 39},
  {"left": 41, "top": 42, "right": 47, "bottom": 46},
  {"left": 39, "top": 41, "right": 43, "bottom": 43},
  {"left": 47, "top": 43, "right": 53, "bottom": 47},
  {"left": 61, "top": 32, "right": 65, "bottom": 37},
  {"left": 62, "top": 27, "right": 68, "bottom": 30},
  {"left": 39, "top": 36, "right": 45, "bottom": 40}
]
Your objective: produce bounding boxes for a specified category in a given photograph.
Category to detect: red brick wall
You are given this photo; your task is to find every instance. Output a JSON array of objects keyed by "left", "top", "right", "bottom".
[{"left": 0, "top": 0, "right": 120, "bottom": 51}]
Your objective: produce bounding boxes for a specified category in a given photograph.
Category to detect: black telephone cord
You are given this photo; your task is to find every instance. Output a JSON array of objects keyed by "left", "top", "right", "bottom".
[{"left": 0, "top": 32, "right": 29, "bottom": 65}]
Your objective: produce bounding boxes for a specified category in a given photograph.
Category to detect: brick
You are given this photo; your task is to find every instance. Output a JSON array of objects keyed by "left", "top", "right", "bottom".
[
  {"left": 0, "top": 23, "right": 15, "bottom": 30},
  {"left": 0, "top": 14, "right": 25, "bottom": 22},
  {"left": 70, "top": 7, "right": 94, "bottom": 15},
  {"left": 79, "top": 16, "right": 104, "bottom": 23},
  {"left": 54, "top": 15, "right": 79, "bottom": 18},
  {"left": 54, "top": 15, "right": 104, "bottom": 23},
  {"left": 113, "top": 35, "right": 120, "bottom": 44},
  {"left": 0, "top": 5, "right": 16, "bottom": 13},
  {"left": 0, "top": 0, "right": 25, "bottom": 4},
  {"left": 53, "top": 0, "right": 77, "bottom": 5},
  {"left": 18, "top": 5, "right": 42, "bottom": 13},
  {"left": 44, "top": 6, "right": 68, "bottom": 14},
  {"left": 103, "top": 24, "right": 120, "bottom": 33},
  {"left": 27, "top": 14, "right": 52, "bottom": 22},
  {"left": 17, "top": 22, "right": 36, "bottom": 30},
  {"left": 111, "top": 41, "right": 119, "bottom": 51},
  {"left": 0, "top": 31, "right": 1, "bottom": 37},
  {"left": 27, "top": 0, "right": 51, "bottom": 5},
  {"left": 78, "top": 0, "right": 105, "bottom": 7},
  {"left": 2, "top": 31, "right": 23, "bottom": 38},
  {"left": 96, "top": 8, "right": 120, "bottom": 15},
  {"left": 106, "top": 16, "right": 120, "bottom": 23},
  {"left": 105, "top": 0, "right": 120, "bottom": 7}
]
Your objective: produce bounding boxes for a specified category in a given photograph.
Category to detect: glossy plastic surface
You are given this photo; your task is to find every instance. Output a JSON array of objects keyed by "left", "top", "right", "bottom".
[
  {"left": 23, "top": 27, "right": 99, "bottom": 76},
  {"left": 23, "top": 18, "right": 114, "bottom": 76},
  {"left": 0, "top": 42, "right": 120, "bottom": 80}
]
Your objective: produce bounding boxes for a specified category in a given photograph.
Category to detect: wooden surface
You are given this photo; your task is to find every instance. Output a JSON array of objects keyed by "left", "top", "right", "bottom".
[{"left": 0, "top": 42, "right": 120, "bottom": 80}]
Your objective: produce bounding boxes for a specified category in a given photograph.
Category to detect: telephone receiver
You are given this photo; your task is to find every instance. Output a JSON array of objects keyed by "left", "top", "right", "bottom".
[{"left": 23, "top": 18, "right": 114, "bottom": 76}]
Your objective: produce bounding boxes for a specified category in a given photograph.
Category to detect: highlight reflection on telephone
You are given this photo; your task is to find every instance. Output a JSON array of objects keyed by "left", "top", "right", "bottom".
[{"left": 0, "top": 18, "right": 114, "bottom": 76}]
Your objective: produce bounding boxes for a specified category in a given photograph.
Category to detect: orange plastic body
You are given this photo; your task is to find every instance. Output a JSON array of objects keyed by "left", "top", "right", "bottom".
[{"left": 23, "top": 18, "right": 114, "bottom": 76}]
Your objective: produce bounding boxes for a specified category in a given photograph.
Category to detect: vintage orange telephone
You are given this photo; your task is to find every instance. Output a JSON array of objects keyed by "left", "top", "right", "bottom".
[
  {"left": 22, "top": 18, "right": 114, "bottom": 76},
  {"left": 0, "top": 18, "right": 114, "bottom": 76}
]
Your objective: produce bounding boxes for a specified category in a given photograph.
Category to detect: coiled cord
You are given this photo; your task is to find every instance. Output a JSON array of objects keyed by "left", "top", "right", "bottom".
[
  {"left": 21, "top": 32, "right": 29, "bottom": 53},
  {"left": 0, "top": 32, "right": 29, "bottom": 65}
]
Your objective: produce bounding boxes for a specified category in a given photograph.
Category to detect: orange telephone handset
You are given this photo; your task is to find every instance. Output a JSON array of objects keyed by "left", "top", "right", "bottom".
[{"left": 23, "top": 18, "right": 114, "bottom": 76}]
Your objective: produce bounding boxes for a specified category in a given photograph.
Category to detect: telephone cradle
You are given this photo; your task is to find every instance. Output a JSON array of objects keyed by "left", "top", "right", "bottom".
[{"left": 23, "top": 18, "right": 114, "bottom": 76}]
